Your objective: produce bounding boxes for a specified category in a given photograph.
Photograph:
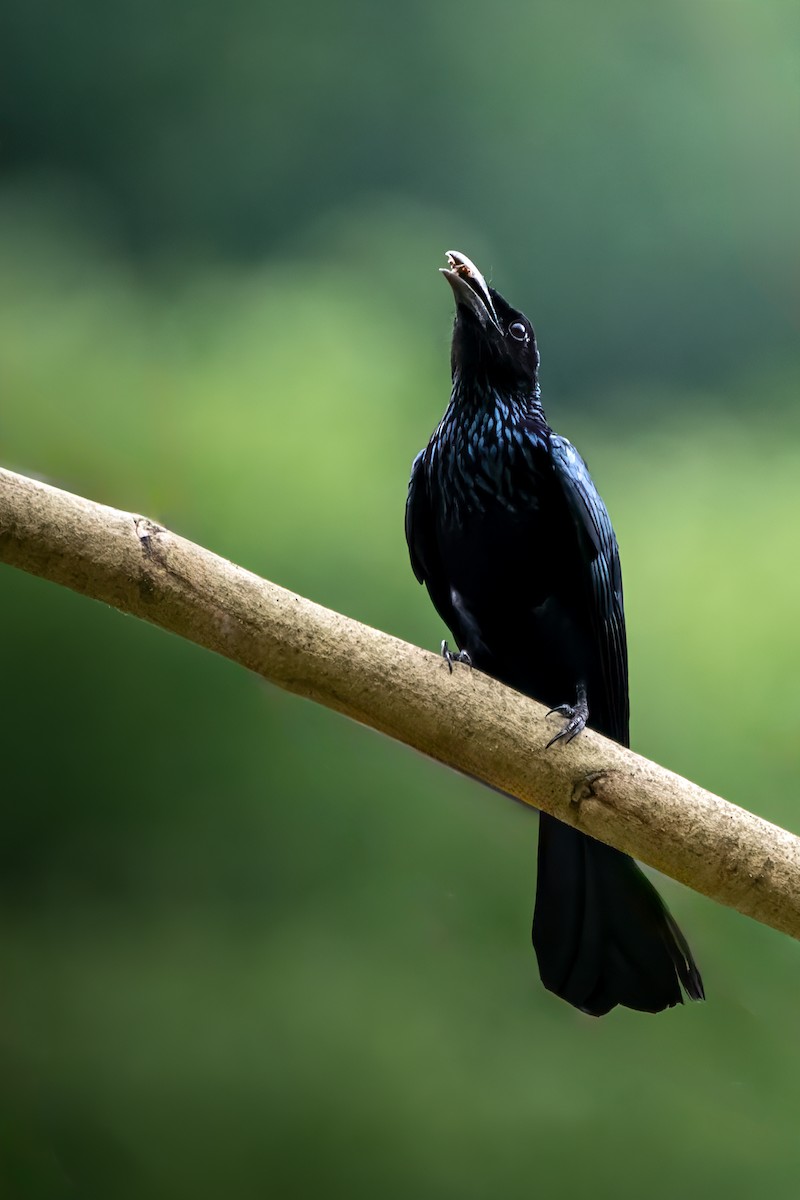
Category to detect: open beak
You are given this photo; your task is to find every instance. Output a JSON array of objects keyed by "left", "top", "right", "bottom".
[{"left": 440, "top": 250, "right": 502, "bottom": 333}]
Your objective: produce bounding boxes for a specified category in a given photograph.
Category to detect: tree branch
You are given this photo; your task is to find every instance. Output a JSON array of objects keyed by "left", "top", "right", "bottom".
[{"left": 1, "top": 464, "right": 798, "bottom": 939}]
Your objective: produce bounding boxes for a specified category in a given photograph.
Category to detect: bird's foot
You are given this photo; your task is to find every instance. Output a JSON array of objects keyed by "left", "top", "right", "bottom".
[
  {"left": 440, "top": 640, "right": 472, "bottom": 674},
  {"left": 546, "top": 687, "right": 588, "bottom": 747}
]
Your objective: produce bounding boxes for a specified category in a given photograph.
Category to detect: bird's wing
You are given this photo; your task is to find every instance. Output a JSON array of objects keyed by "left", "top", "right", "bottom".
[
  {"left": 550, "top": 435, "right": 630, "bottom": 745},
  {"left": 405, "top": 449, "right": 436, "bottom": 585}
]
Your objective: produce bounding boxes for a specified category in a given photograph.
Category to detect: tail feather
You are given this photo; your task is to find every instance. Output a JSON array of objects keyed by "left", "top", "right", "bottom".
[{"left": 533, "top": 813, "right": 704, "bottom": 1016}]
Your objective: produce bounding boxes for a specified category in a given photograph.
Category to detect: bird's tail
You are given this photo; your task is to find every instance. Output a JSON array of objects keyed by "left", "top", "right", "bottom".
[{"left": 532, "top": 813, "right": 704, "bottom": 1016}]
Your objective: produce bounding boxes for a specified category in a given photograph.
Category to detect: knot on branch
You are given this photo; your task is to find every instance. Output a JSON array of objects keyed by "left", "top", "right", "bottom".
[
  {"left": 569, "top": 769, "right": 650, "bottom": 831},
  {"left": 571, "top": 770, "right": 612, "bottom": 809},
  {"left": 134, "top": 516, "right": 166, "bottom": 558}
]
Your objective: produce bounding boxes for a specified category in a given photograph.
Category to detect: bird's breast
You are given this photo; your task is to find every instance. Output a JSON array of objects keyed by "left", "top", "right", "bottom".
[{"left": 431, "top": 410, "right": 547, "bottom": 523}]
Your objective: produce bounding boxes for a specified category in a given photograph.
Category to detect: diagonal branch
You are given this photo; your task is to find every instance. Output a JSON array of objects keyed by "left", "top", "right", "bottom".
[{"left": 1, "top": 464, "right": 798, "bottom": 938}]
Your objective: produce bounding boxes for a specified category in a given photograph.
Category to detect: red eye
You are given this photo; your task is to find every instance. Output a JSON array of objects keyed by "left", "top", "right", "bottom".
[{"left": 508, "top": 321, "right": 527, "bottom": 341}]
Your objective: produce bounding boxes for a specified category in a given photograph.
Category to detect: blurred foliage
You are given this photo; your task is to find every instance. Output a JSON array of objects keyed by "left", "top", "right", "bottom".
[
  {"left": 2, "top": 0, "right": 799, "bottom": 394},
  {"left": 1, "top": 1, "right": 800, "bottom": 1197}
]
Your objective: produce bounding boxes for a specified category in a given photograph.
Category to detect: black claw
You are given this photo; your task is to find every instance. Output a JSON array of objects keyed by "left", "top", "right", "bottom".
[
  {"left": 441, "top": 640, "right": 472, "bottom": 672},
  {"left": 546, "top": 720, "right": 584, "bottom": 749},
  {"left": 545, "top": 687, "right": 588, "bottom": 748}
]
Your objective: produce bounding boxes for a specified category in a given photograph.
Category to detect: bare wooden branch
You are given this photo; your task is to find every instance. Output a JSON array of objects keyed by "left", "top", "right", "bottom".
[{"left": 1, "top": 464, "right": 798, "bottom": 938}]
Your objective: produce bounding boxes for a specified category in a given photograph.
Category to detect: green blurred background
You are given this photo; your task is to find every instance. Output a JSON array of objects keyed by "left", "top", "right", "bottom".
[{"left": 1, "top": 1, "right": 800, "bottom": 1196}]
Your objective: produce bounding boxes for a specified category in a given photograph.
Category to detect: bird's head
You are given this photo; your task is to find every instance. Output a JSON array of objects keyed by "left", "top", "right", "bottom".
[{"left": 441, "top": 250, "right": 540, "bottom": 396}]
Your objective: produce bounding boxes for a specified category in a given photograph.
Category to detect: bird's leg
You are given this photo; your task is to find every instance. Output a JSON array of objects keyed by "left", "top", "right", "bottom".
[
  {"left": 546, "top": 684, "right": 588, "bottom": 747},
  {"left": 440, "top": 640, "right": 472, "bottom": 673}
]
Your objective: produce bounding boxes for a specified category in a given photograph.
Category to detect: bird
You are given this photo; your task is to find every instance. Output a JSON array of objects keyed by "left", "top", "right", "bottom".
[{"left": 405, "top": 250, "right": 704, "bottom": 1015}]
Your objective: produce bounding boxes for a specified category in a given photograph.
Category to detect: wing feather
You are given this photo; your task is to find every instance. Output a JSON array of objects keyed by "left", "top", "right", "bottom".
[
  {"left": 550, "top": 435, "right": 629, "bottom": 745},
  {"left": 405, "top": 449, "right": 435, "bottom": 585}
]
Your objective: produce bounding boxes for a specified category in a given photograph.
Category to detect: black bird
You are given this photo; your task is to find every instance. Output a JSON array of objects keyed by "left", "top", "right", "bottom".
[{"left": 406, "top": 251, "right": 704, "bottom": 1015}]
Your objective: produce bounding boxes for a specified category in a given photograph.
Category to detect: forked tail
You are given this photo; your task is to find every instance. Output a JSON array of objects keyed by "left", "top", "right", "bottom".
[{"left": 533, "top": 813, "right": 704, "bottom": 1016}]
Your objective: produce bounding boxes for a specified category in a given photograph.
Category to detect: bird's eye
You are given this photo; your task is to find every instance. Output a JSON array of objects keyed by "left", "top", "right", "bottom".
[{"left": 508, "top": 321, "right": 527, "bottom": 341}]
